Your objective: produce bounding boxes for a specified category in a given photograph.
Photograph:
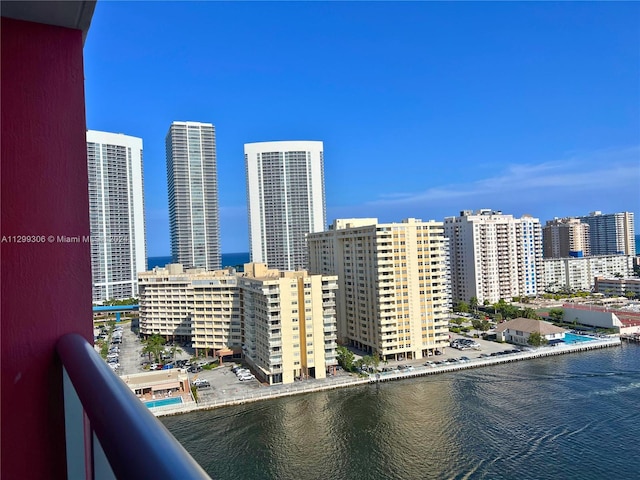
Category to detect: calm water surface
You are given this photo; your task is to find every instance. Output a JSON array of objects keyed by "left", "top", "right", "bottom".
[{"left": 163, "top": 344, "right": 640, "bottom": 480}]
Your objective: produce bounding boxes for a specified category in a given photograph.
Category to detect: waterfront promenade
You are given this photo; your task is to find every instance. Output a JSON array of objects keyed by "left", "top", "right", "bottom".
[{"left": 152, "top": 336, "right": 621, "bottom": 417}]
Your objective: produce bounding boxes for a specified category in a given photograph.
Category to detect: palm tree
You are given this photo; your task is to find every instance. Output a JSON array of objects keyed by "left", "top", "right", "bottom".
[
  {"left": 520, "top": 307, "right": 539, "bottom": 320},
  {"left": 170, "top": 345, "right": 183, "bottom": 362},
  {"left": 470, "top": 296, "right": 479, "bottom": 315},
  {"left": 142, "top": 334, "right": 166, "bottom": 363}
]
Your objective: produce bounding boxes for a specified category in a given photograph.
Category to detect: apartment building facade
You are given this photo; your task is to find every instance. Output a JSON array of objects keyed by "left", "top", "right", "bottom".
[
  {"left": 240, "top": 263, "right": 338, "bottom": 384},
  {"left": 543, "top": 255, "right": 634, "bottom": 292},
  {"left": 86, "top": 130, "right": 147, "bottom": 302},
  {"left": 444, "top": 209, "right": 543, "bottom": 304},
  {"left": 577, "top": 211, "right": 635, "bottom": 256},
  {"left": 244, "top": 141, "right": 326, "bottom": 271},
  {"left": 138, "top": 263, "right": 338, "bottom": 384},
  {"left": 594, "top": 277, "right": 640, "bottom": 297},
  {"left": 542, "top": 218, "right": 590, "bottom": 258},
  {"left": 166, "top": 121, "right": 221, "bottom": 271},
  {"left": 139, "top": 264, "right": 203, "bottom": 341},
  {"left": 308, "top": 218, "right": 451, "bottom": 361}
]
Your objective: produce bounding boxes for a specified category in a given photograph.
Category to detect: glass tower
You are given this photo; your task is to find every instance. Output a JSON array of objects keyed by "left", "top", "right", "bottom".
[{"left": 166, "top": 121, "right": 221, "bottom": 271}]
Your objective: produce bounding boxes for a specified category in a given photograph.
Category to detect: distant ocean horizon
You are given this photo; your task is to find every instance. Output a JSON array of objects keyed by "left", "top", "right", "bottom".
[
  {"left": 150, "top": 236, "right": 638, "bottom": 269},
  {"left": 148, "top": 252, "right": 250, "bottom": 270}
]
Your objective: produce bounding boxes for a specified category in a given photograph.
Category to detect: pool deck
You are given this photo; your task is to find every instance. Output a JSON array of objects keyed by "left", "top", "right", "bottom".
[{"left": 153, "top": 336, "right": 622, "bottom": 417}]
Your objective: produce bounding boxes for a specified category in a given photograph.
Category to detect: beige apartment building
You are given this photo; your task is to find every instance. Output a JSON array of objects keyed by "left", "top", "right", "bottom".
[
  {"left": 307, "top": 218, "right": 451, "bottom": 361},
  {"left": 240, "top": 263, "right": 338, "bottom": 384},
  {"left": 138, "top": 263, "right": 338, "bottom": 385},
  {"left": 542, "top": 218, "right": 590, "bottom": 258},
  {"left": 138, "top": 264, "right": 242, "bottom": 355}
]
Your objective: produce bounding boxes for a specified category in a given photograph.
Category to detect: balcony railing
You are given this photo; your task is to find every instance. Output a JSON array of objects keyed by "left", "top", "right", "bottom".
[{"left": 57, "top": 333, "right": 211, "bottom": 479}]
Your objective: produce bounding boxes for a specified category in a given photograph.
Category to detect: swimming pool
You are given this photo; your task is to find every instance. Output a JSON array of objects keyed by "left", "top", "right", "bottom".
[
  {"left": 563, "top": 332, "right": 596, "bottom": 344},
  {"left": 144, "top": 396, "right": 183, "bottom": 409}
]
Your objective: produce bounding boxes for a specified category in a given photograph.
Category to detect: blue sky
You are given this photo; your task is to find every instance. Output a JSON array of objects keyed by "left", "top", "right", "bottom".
[{"left": 84, "top": 1, "right": 640, "bottom": 256}]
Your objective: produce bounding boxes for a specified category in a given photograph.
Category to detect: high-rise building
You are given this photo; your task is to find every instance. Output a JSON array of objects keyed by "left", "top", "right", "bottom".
[
  {"left": 87, "top": 130, "right": 147, "bottom": 303},
  {"left": 244, "top": 140, "right": 326, "bottom": 271},
  {"left": 576, "top": 211, "right": 635, "bottom": 256},
  {"left": 138, "top": 262, "right": 338, "bottom": 385},
  {"left": 444, "top": 209, "right": 543, "bottom": 304},
  {"left": 542, "top": 218, "right": 590, "bottom": 258},
  {"left": 240, "top": 263, "right": 338, "bottom": 384},
  {"left": 308, "top": 218, "right": 451, "bottom": 361},
  {"left": 166, "top": 121, "right": 221, "bottom": 271}
]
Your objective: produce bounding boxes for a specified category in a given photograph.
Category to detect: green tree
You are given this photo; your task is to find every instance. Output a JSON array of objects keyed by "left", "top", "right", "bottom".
[
  {"left": 480, "top": 320, "right": 491, "bottom": 333},
  {"left": 456, "top": 301, "right": 469, "bottom": 314},
  {"left": 502, "top": 304, "right": 519, "bottom": 319},
  {"left": 170, "top": 344, "right": 183, "bottom": 362},
  {"left": 548, "top": 308, "right": 564, "bottom": 323},
  {"left": 471, "top": 319, "right": 482, "bottom": 332},
  {"left": 371, "top": 352, "right": 381, "bottom": 371},
  {"left": 470, "top": 296, "right": 479, "bottom": 314},
  {"left": 142, "top": 334, "right": 166, "bottom": 363},
  {"left": 337, "top": 346, "right": 355, "bottom": 372},
  {"left": 527, "top": 331, "right": 548, "bottom": 347},
  {"left": 520, "top": 307, "right": 539, "bottom": 319},
  {"left": 451, "top": 317, "right": 464, "bottom": 327}
]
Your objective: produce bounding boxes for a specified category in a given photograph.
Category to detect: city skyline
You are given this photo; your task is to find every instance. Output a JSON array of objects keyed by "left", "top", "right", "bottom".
[{"left": 83, "top": 2, "right": 640, "bottom": 256}]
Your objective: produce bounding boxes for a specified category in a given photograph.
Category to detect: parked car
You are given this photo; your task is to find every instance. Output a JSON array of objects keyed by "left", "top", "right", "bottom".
[{"left": 188, "top": 366, "right": 202, "bottom": 373}]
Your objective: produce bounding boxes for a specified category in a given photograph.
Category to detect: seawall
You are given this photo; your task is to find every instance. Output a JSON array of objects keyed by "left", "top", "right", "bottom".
[{"left": 154, "top": 337, "right": 621, "bottom": 417}]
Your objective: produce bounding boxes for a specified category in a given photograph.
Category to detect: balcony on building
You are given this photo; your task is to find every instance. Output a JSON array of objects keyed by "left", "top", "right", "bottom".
[{"left": 1, "top": 2, "right": 211, "bottom": 478}]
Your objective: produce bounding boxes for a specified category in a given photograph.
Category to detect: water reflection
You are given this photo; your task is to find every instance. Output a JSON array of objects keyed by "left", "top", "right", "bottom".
[{"left": 162, "top": 347, "right": 640, "bottom": 480}]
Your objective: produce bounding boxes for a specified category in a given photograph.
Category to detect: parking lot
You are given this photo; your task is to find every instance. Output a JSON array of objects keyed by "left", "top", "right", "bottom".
[
  {"left": 104, "top": 320, "right": 524, "bottom": 404},
  {"left": 107, "top": 322, "right": 271, "bottom": 401}
]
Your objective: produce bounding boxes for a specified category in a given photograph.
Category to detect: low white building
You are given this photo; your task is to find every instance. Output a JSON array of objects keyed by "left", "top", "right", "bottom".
[
  {"left": 495, "top": 318, "right": 566, "bottom": 345},
  {"left": 594, "top": 277, "right": 640, "bottom": 297},
  {"left": 543, "top": 255, "right": 634, "bottom": 292}
]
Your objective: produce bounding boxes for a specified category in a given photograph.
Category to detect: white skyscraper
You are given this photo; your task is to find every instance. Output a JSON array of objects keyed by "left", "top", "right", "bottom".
[
  {"left": 244, "top": 141, "right": 326, "bottom": 271},
  {"left": 166, "top": 121, "right": 221, "bottom": 271},
  {"left": 87, "top": 130, "right": 147, "bottom": 303},
  {"left": 576, "top": 211, "right": 635, "bottom": 256},
  {"left": 444, "top": 209, "right": 543, "bottom": 304}
]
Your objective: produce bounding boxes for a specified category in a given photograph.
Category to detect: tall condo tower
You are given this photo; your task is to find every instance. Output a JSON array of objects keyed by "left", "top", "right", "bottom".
[
  {"left": 244, "top": 141, "right": 326, "bottom": 271},
  {"left": 576, "top": 211, "right": 635, "bottom": 256},
  {"left": 542, "top": 217, "right": 590, "bottom": 258},
  {"left": 87, "top": 130, "right": 147, "bottom": 303},
  {"left": 308, "top": 218, "right": 451, "bottom": 361},
  {"left": 166, "top": 121, "right": 221, "bottom": 271},
  {"left": 444, "top": 209, "right": 543, "bottom": 304}
]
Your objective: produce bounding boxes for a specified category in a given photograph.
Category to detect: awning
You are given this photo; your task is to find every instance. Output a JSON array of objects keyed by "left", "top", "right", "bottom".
[{"left": 151, "top": 381, "right": 180, "bottom": 391}]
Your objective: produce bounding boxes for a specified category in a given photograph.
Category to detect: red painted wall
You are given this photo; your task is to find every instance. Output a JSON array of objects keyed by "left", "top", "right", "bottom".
[{"left": 1, "top": 17, "right": 93, "bottom": 479}]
